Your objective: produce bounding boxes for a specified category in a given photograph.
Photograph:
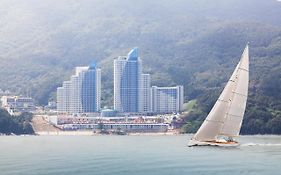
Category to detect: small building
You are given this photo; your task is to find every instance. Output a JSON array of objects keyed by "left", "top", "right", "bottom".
[
  {"left": 1, "top": 96, "right": 35, "bottom": 113},
  {"left": 101, "top": 109, "right": 117, "bottom": 117},
  {"left": 46, "top": 101, "right": 56, "bottom": 110},
  {"left": 1, "top": 96, "right": 16, "bottom": 108}
]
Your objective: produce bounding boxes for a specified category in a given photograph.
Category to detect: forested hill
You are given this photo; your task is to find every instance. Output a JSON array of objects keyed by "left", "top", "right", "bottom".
[
  {"left": 0, "top": 0, "right": 281, "bottom": 134},
  {"left": 0, "top": 109, "right": 34, "bottom": 135}
]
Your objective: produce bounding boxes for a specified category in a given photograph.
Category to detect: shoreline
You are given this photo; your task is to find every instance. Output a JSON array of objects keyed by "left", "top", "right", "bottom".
[
  {"left": 35, "top": 130, "right": 180, "bottom": 136},
  {"left": 2, "top": 132, "right": 281, "bottom": 136},
  {"left": 0, "top": 130, "right": 180, "bottom": 136}
]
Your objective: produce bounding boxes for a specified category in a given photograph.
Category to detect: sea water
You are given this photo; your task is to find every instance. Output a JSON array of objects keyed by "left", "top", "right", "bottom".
[{"left": 0, "top": 135, "right": 280, "bottom": 175}]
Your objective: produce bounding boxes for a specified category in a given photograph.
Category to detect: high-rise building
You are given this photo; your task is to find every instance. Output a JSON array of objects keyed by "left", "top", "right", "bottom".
[
  {"left": 113, "top": 48, "right": 185, "bottom": 114},
  {"left": 139, "top": 74, "right": 151, "bottom": 113},
  {"left": 114, "top": 48, "right": 142, "bottom": 113},
  {"left": 151, "top": 86, "right": 184, "bottom": 114},
  {"left": 57, "top": 62, "right": 101, "bottom": 114}
]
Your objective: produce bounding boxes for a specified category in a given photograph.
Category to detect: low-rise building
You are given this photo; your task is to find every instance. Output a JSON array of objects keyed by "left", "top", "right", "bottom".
[
  {"left": 46, "top": 115, "right": 169, "bottom": 133},
  {"left": 62, "top": 123, "right": 169, "bottom": 133},
  {"left": 1, "top": 96, "right": 35, "bottom": 113},
  {"left": 101, "top": 109, "right": 117, "bottom": 117}
]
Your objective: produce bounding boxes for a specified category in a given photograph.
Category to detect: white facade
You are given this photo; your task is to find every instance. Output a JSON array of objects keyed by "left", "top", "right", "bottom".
[
  {"left": 57, "top": 81, "right": 71, "bottom": 113},
  {"left": 113, "top": 48, "right": 143, "bottom": 113},
  {"left": 96, "top": 68, "right": 101, "bottom": 111},
  {"left": 113, "top": 56, "right": 127, "bottom": 112},
  {"left": 57, "top": 66, "right": 101, "bottom": 114},
  {"left": 139, "top": 74, "right": 151, "bottom": 113},
  {"left": 1, "top": 96, "right": 16, "bottom": 108},
  {"left": 151, "top": 86, "right": 184, "bottom": 114}
]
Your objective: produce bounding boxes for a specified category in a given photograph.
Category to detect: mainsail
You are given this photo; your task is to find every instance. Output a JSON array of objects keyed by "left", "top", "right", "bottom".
[{"left": 193, "top": 45, "right": 249, "bottom": 141}]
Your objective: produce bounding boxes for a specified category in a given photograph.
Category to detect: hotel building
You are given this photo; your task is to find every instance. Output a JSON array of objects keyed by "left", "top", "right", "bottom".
[
  {"left": 139, "top": 73, "right": 151, "bottom": 113},
  {"left": 57, "top": 62, "right": 101, "bottom": 114},
  {"left": 114, "top": 48, "right": 184, "bottom": 114},
  {"left": 151, "top": 86, "right": 184, "bottom": 114},
  {"left": 114, "top": 48, "right": 143, "bottom": 113}
]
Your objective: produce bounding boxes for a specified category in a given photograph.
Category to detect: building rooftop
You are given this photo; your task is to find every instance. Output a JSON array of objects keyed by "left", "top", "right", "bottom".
[{"left": 127, "top": 47, "right": 139, "bottom": 61}]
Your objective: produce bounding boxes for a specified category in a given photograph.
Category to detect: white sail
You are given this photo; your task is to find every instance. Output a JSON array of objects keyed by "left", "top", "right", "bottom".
[
  {"left": 220, "top": 45, "right": 249, "bottom": 136},
  {"left": 193, "top": 45, "right": 249, "bottom": 141}
]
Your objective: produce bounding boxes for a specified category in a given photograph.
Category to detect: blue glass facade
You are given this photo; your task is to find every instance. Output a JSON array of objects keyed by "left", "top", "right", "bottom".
[
  {"left": 120, "top": 59, "right": 140, "bottom": 112},
  {"left": 81, "top": 66, "right": 97, "bottom": 112},
  {"left": 114, "top": 48, "right": 142, "bottom": 113},
  {"left": 127, "top": 47, "right": 139, "bottom": 60},
  {"left": 57, "top": 63, "right": 101, "bottom": 114}
]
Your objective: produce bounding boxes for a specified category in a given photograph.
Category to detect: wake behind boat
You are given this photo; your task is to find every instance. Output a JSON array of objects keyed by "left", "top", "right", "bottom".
[{"left": 188, "top": 44, "right": 249, "bottom": 147}]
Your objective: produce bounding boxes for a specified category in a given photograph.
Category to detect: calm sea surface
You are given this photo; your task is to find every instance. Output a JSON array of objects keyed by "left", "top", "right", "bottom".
[{"left": 0, "top": 135, "right": 281, "bottom": 175}]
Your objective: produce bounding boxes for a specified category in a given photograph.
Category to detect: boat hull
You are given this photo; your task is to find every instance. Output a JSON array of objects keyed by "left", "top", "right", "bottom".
[{"left": 188, "top": 139, "right": 240, "bottom": 147}]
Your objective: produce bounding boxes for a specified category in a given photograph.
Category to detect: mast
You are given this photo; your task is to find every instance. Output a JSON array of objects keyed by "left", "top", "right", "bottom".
[{"left": 193, "top": 44, "right": 249, "bottom": 141}]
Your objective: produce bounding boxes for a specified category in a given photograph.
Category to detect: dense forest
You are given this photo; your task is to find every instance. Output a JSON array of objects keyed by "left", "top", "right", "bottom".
[
  {"left": 0, "top": 109, "right": 34, "bottom": 135},
  {"left": 0, "top": 0, "right": 281, "bottom": 134}
]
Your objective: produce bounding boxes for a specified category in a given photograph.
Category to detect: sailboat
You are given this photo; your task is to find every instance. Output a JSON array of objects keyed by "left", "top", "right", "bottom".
[{"left": 188, "top": 44, "right": 249, "bottom": 147}]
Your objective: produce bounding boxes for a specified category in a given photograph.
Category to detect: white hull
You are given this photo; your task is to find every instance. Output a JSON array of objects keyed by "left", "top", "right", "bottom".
[{"left": 188, "top": 139, "right": 240, "bottom": 147}]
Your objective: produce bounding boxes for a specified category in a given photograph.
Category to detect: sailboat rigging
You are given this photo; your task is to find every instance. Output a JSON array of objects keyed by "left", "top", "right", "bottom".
[{"left": 188, "top": 44, "right": 249, "bottom": 147}]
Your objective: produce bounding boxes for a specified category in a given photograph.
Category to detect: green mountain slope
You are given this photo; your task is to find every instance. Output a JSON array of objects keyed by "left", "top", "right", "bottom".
[
  {"left": 0, "top": 0, "right": 281, "bottom": 134},
  {"left": 181, "top": 30, "right": 281, "bottom": 134}
]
